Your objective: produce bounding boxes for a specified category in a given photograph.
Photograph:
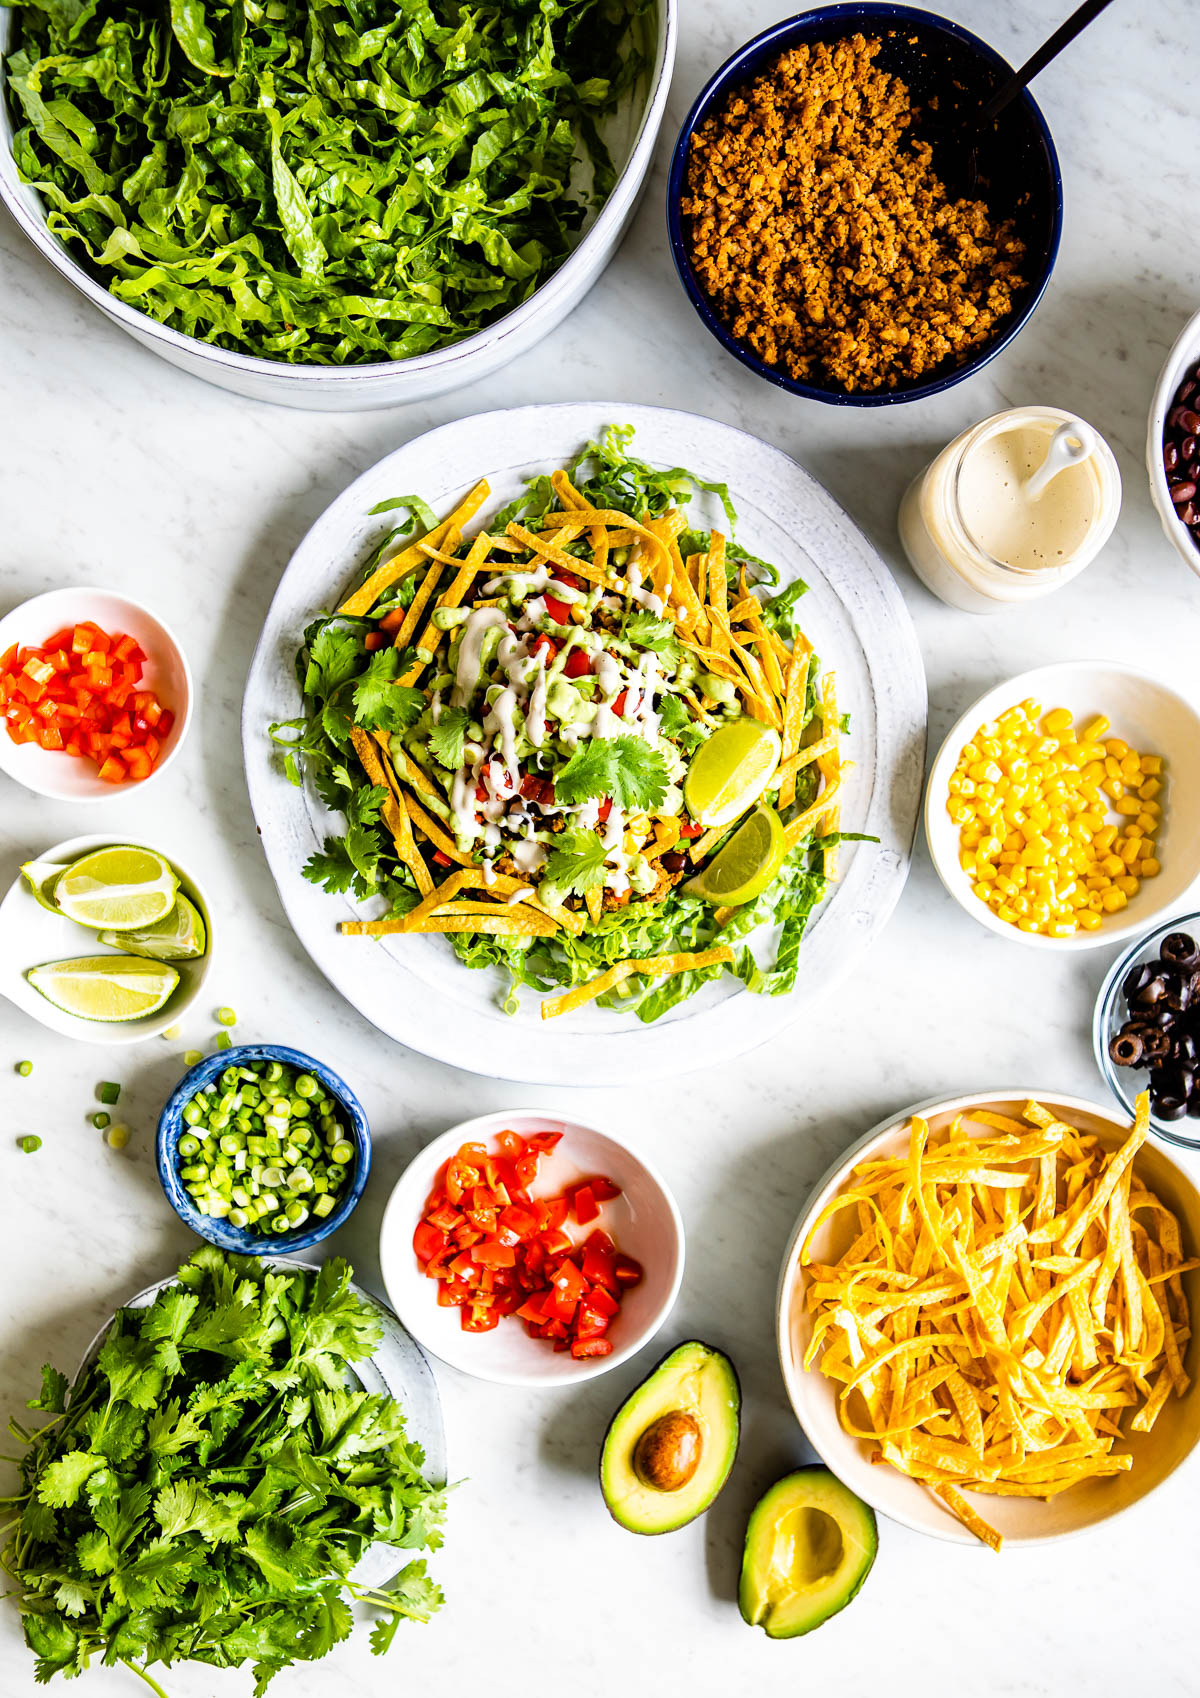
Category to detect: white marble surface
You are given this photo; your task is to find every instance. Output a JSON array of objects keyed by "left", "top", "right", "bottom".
[{"left": 2, "top": 2, "right": 1199, "bottom": 1693}]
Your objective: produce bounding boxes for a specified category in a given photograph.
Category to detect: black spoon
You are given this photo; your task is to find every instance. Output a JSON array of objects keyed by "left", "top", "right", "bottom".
[{"left": 935, "top": 0, "right": 1117, "bottom": 195}]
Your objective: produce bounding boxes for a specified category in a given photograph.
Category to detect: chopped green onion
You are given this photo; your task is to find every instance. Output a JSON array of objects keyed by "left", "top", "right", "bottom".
[
  {"left": 162, "top": 1025, "right": 181, "bottom": 1041},
  {"left": 92, "top": 1112, "right": 110, "bottom": 1130},
  {"left": 106, "top": 1124, "right": 130, "bottom": 1150},
  {"left": 294, "top": 1073, "right": 318, "bottom": 1099},
  {"left": 184, "top": 1050, "right": 203, "bottom": 1066},
  {"left": 15, "top": 1061, "right": 32, "bottom": 1077},
  {"left": 215, "top": 1032, "right": 233, "bottom": 1051},
  {"left": 216, "top": 1006, "right": 237, "bottom": 1027},
  {"left": 97, "top": 1081, "right": 120, "bottom": 1105},
  {"left": 18, "top": 1135, "right": 41, "bottom": 1154}
]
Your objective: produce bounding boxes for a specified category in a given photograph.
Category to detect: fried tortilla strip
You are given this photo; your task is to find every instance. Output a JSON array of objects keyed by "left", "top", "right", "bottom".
[
  {"left": 392, "top": 556, "right": 448, "bottom": 651},
  {"left": 784, "top": 766, "right": 849, "bottom": 851},
  {"left": 935, "top": 1485, "right": 1003, "bottom": 1550},
  {"left": 403, "top": 790, "right": 471, "bottom": 865},
  {"left": 817, "top": 670, "right": 841, "bottom": 879},
  {"left": 402, "top": 530, "right": 496, "bottom": 683},
  {"left": 541, "top": 946, "right": 734, "bottom": 1020},
  {"left": 535, "top": 508, "right": 673, "bottom": 578},
  {"left": 349, "top": 726, "right": 432, "bottom": 895},
  {"left": 410, "top": 911, "right": 559, "bottom": 938},
  {"left": 505, "top": 521, "right": 610, "bottom": 586},
  {"left": 553, "top": 468, "right": 611, "bottom": 585},
  {"left": 778, "top": 649, "right": 812, "bottom": 810},
  {"left": 584, "top": 886, "right": 603, "bottom": 925},
  {"left": 338, "top": 480, "right": 489, "bottom": 617}
]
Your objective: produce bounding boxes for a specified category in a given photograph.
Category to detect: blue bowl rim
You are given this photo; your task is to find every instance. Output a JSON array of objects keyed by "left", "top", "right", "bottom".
[
  {"left": 155, "top": 1042, "right": 372, "bottom": 1255},
  {"left": 1093, "top": 909, "right": 1200, "bottom": 1153},
  {"left": 665, "top": 3, "right": 1065, "bottom": 408}
]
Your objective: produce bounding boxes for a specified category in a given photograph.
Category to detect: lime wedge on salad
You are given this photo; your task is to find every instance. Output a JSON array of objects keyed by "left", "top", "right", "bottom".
[
  {"left": 684, "top": 805, "right": 788, "bottom": 906},
  {"left": 99, "top": 894, "right": 206, "bottom": 962},
  {"left": 20, "top": 855, "right": 68, "bottom": 914},
  {"left": 26, "top": 956, "right": 179, "bottom": 1022},
  {"left": 684, "top": 720, "right": 781, "bottom": 830},
  {"left": 52, "top": 846, "right": 178, "bottom": 931}
]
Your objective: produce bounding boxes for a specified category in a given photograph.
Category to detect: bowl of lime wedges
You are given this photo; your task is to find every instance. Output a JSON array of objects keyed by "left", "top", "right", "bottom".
[{"left": 0, "top": 834, "right": 213, "bottom": 1044}]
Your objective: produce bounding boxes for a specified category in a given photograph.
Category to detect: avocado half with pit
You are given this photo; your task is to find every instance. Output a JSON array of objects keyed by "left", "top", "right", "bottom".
[
  {"left": 740, "top": 1467, "right": 877, "bottom": 1638},
  {"left": 600, "top": 1341, "right": 740, "bottom": 1534}
]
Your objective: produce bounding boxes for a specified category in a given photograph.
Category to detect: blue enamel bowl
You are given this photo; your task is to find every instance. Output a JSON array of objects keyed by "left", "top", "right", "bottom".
[
  {"left": 666, "top": 4, "right": 1064, "bottom": 407},
  {"left": 156, "top": 1043, "right": 371, "bottom": 1255}
]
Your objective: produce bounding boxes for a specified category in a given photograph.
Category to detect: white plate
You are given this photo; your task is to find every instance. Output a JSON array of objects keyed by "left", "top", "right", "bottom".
[
  {"left": 0, "top": 833, "right": 215, "bottom": 1043},
  {"left": 78, "top": 1260, "right": 445, "bottom": 1587},
  {"left": 378, "top": 1107, "right": 684, "bottom": 1387},
  {"left": 925, "top": 661, "right": 1200, "bottom": 951},
  {"left": 241, "top": 404, "right": 927, "bottom": 1083},
  {"left": 0, "top": 586, "right": 191, "bottom": 801}
]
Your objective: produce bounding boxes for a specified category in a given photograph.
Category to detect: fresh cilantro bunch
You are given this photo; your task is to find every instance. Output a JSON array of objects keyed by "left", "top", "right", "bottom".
[{"left": 1, "top": 1251, "right": 446, "bottom": 1695}]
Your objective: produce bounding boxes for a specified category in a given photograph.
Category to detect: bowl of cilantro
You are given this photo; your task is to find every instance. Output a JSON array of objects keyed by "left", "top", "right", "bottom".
[{"left": 0, "top": 1, "right": 676, "bottom": 408}]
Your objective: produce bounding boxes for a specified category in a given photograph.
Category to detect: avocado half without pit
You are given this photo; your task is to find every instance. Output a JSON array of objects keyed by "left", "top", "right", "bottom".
[
  {"left": 739, "top": 1467, "right": 877, "bottom": 1639},
  {"left": 600, "top": 1341, "right": 740, "bottom": 1534}
]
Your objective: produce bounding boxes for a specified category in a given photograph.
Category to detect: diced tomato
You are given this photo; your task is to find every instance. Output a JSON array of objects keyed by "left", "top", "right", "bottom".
[
  {"left": 572, "top": 1184, "right": 600, "bottom": 1225},
  {"left": 553, "top": 570, "right": 584, "bottom": 592},
  {"left": 611, "top": 690, "right": 628, "bottom": 716},
  {"left": 525, "top": 1131, "right": 562, "bottom": 1153},
  {"left": 679, "top": 818, "right": 705, "bottom": 839},
  {"left": 363, "top": 632, "right": 385, "bottom": 651},
  {"left": 378, "top": 607, "right": 407, "bottom": 633},
  {"left": 586, "top": 1284, "right": 620, "bottom": 1319},
  {"left": 413, "top": 1220, "right": 448, "bottom": 1264},
  {"left": 461, "top": 1304, "right": 500, "bottom": 1333},
  {"left": 473, "top": 1240, "right": 517, "bottom": 1269},
  {"left": 520, "top": 772, "right": 555, "bottom": 807},
  {"left": 613, "top": 1254, "right": 644, "bottom": 1287},
  {"left": 571, "top": 1338, "right": 614, "bottom": 1359},
  {"left": 496, "top": 1130, "right": 525, "bottom": 1159},
  {"left": 588, "top": 1177, "right": 621, "bottom": 1202},
  {"left": 530, "top": 633, "right": 558, "bottom": 662},
  {"left": 543, "top": 594, "right": 572, "bottom": 624},
  {"left": 432, "top": 849, "right": 453, "bottom": 868},
  {"left": 598, "top": 797, "right": 612, "bottom": 823},
  {"left": 563, "top": 647, "right": 592, "bottom": 679},
  {"left": 582, "top": 1234, "right": 618, "bottom": 1292}
]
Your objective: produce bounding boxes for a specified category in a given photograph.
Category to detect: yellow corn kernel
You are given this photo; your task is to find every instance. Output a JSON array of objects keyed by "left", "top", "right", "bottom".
[
  {"left": 1103, "top": 755, "right": 1121, "bottom": 780},
  {"left": 1082, "top": 716, "right": 1110, "bottom": 742},
  {"left": 1093, "top": 825, "right": 1118, "bottom": 853},
  {"left": 972, "top": 882, "right": 992, "bottom": 902},
  {"left": 997, "top": 904, "right": 1018, "bottom": 924},
  {"left": 1141, "top": 755, "right": 1162, "bottom": 776},
  {"left": 957, "top": 777, "right": 977, "bottom": 797},
  {"left": 1115, "top": 796, "right": 1141, "bottom": 816},
  {"left": 947, "top": 799, "right": 971, "bottom": 825},
  {"left": 977, "top": 782, "right": 996, "bottom": 802},
  {"left": 959, "top": 741, "right": 979, "bottom": 764},
  {"left": 1029, "top": 901, "right": 1051, "bottom": 926},
  {"left": 975, "top": 861, "right": 997, "bottom": 883},
  {"left": 1011, "top": 895, "right": 1030, "bottom": 916},
  {"left": 1101, "top": 854, "right": 1125, "bottom": 878},
  {"left": 1081, "top": 760, "right": 1106, "bottom": 785},
  {"left": 1118, "top": 836, "right": 1141, "bottom": 866},
  {"left": 1104, "top": 738, "right": 1130, "bottom": 760},
  {"left": 1020, "top": 699, "right": 1042, "bottom": 719},
  {"left": 1077, "top": 911, "right": 1102, "bottom": 931},
  {"left": 997, "top": 851, "right": 1018, "bottom": 867},
  {"left": 1120, "top": 754, "right": 1142, "bottom": 782},
  {"left": 1116, "top": 875, "right": 1140, "bottom": 896},
  {"left": 1080, "top": 783, "right": 1103, "bottom": 806},
  {"left": 1141, "top": 799, "right": 1162, "bottom": 817},
  {"left": 960, "top": 825, "right": 983, "bottom": 849},
  {"left": 980, "top": 739, "right": 1002, "bottom": 760},
  {"left": 1101, "top": 888, "right": 1128, "bottom": 913},
  {"left": 1141, "top": 857, "right": 1161, "bottom": 877},
  {"left": 948, "top": 775, "right": 965, "bottom": 795},
  {"left": 1140, "top": 776, "right": 1162, "bottom": 801},
  {"left": 1020, "top": 840, "right": 1049, "bottom": 867},
  {"left": 1135, "top": 813, "right": 1157, "bottom": 836},
  {"left": 1086, "top": 891, "right": 1104, "bottom": 912},
  {"left": 980, "top": 835, "right": 1003, "bottom": 859},
  {"left": 995, "top": 874, "right": 1016, "bottom": 897},
  {"left": 1043, "top": 708, "right": 1073, "bottom": 735},
  {"left": 1017, "top": 917, "right": 1041, "bottom": 933},
  {"left": 959, "top": 852, "right": 976, "bottom": 874},
  {"left": 1101, "top": 778, "right": 1124, "bottom": 802}
]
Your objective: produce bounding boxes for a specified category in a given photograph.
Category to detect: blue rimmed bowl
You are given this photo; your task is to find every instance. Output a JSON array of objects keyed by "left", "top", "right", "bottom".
[
  {"left": 1094, "top": 912, "right": 1200, "bottom": 1154},
  {"left": 666, "top": 4, "right": 1063, "bottom": 407},
  {"left": 156, "top": 1043, "right": 371, "bottom": 1254}
]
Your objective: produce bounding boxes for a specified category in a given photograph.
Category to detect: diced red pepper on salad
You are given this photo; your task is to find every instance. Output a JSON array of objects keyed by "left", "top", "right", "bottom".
[
  {"left": 413, "top": 1128, "right": 642, "bottom": 1357},
  {"left": 0, "top": 622, "right": 174, "bottom": 782}
]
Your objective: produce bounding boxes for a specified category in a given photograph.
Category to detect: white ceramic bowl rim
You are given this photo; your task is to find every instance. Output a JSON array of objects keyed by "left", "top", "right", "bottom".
[
  {"left": 0, "top": 5, "right": 676, "bottom": 386},
  {"left": 777, "top": 1087, "right": 1200, "bottom": 1546},
  {"left": 378, "top": 1105, "right": 686, "bottom": 1387},
  {"left": 925, "top": 659, "right": 1200, "bottom": 952}
]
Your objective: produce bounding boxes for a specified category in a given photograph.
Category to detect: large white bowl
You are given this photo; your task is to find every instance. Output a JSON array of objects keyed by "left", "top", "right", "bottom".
[
  {"left": 777, "top": 1090, "right": 1200, "bottom": 1547},
  {"left": 0, "top": 7, "right": 675, "bottom": 410},
  {"left": 1147, "top": 304, "right": 1200, "bottom": 579},
  {"left": 0, "top": 587, "right": 191, "bottom": 801},
  {"left": 379, "top": 1107, "right": 684, "bottom": 1387},
  {"left": 925, "top": 660, "right": 1200, "bottom": 952},
  {"left": 0, "top": 832, "right": 215, "bottom": 1044}
]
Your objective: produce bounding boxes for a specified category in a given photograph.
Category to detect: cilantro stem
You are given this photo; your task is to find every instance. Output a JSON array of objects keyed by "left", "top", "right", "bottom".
[{"left": 120, "top": 1659, "right": 172, "bottom": 1698}]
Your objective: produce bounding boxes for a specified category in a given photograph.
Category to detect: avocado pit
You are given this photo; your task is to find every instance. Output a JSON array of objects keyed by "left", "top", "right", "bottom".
[{"left": 634, "top": 1411, "right": 703, "bottom": 1493}]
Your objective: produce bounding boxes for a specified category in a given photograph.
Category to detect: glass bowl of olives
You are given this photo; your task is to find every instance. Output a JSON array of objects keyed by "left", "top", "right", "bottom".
[{"left": 1094, "top": 911, "right": 1200, "bottom": 1149}]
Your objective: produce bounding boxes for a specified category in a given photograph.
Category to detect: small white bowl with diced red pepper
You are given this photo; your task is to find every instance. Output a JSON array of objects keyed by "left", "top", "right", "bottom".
[
  {"left": 0, "top": 586, "right": 191, "bottom": 801},
  {"left": 378, "top": 1107, "right": 685, "bottom": 1385}
]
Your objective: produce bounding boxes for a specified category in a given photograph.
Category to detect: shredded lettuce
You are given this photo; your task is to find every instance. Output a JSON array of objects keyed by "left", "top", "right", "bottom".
[{"left": 5, "top": 0, "right": 653, "bottom": 364}]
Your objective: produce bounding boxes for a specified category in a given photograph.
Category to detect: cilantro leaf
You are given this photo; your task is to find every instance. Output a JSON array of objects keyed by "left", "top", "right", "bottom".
[
  {"left": 554, "top": 737, "right": 669, "bottom": 811},
  {"left": 155, "top": 1480, "right": 245, "bottom": 1545},
  {"left": 303, "top": 838, "right": 358, "bottom": 896},
  {"left": 304, "top": 622, "right": 364, "bottom": 699},
  {"left": 37, "top": 1450, "right": 102, "bottom": 1509},
  {"left": 761, "top": 576, "right": 809, "bottom": 636},
  {"left": 427, "top": 705, "right": 470, "bottom": 772},
  {"left": 623, "top": 612, "right": 681, "bottom": 660},
  {"left": 351, "top": 648, "right": 423, "bottom": 734},
  {"left": 544, "top": 829, "right": 608, "bottom": 895},
  {"left": 28, "top": 1363, "right": 69, "bottom": 1414},
  {"left": 658, "top": 694, "right": 707, "bottom": 753}
]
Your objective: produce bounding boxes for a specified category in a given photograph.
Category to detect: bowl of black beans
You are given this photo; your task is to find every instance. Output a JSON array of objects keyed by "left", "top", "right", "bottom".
[
  {"left": 1095, "top": 911, "right": 1200, "bottom": 1149},
  {"left": 1149, "top": 307, "right": 1200, "bottom": 579}
]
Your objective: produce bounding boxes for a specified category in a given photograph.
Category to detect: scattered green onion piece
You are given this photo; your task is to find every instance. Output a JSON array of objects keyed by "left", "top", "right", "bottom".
[
  {"left": 92, "top": 1112, "right": 111, "bottom": 1130},
  {"left": 18, "top": 1135, "right": 41, "bottom": 1154},
  {"left": 184, "top": 1050, "right": 203, "bottom": 1066},
  {"left": 16, "top": 1061, "right": 32, "bottom": 1077},
  {"left": 216, "top": 1006, "right": 237, "bottom": 1027},
  {"left": 294, "top": 1073, "right": 318, "bottom": 1098},
  {"left": 178, "top": 1133, "right": 201, "bottom": 1158},
  {"left": 97, "top": 1081, "right": 120, "bottom": 1105},
  {"left": 215, "top": 1032, "right": 233, "bottom": 1051},
  {"left": 162, "top": 1024, "right": 181, "bottom": 1041},
  {"left": 106, "top": 1124, "right": 130, "bottom": 1150}
]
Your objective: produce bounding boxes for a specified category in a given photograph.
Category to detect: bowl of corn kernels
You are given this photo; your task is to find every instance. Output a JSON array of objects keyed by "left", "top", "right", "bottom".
[{"left": 925, "top": 661, "right": 1200, "bottom": 951}]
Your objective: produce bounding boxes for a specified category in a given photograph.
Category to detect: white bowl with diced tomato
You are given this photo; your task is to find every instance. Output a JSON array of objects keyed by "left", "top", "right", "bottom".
[
  {"left": 0, "top": 587, "right": 191, "bottom": 801},
  {"left": 378, "top": 1108, "right": 685, "bottom": 1385}
]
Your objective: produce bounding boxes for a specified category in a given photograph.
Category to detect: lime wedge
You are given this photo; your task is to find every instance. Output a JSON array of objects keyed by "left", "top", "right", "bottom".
[
  {"left": 683, "top": 720, "right": 781, "bottom": 830},
  {"left": 20, "top": 856, "right": 68, "bottom": 914},
  {"left": 26, "top": 956, "right": 179, "bottom": 1022},
  {"left": 684, "top": 805, "right": 788, "bottom": 906},
  {"left": 53, "top": 846, "right": 179, "bottom": 932},
  {"left": 100, "top": 894, "right": 207, "bottom": 962}
]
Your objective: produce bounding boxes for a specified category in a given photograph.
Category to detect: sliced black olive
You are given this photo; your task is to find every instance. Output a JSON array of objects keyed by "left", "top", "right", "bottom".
[
  {"left": 1179, "top": 1032, "right": 1198, "bottom": 1066},
  {"left": 1135, "top": 976, "right": 1168, "bottom": 1006},
  {"left": 1142, "top": 1029, "right": 1173, "bottom": 1062},
  {"left": 1109, "top": 1030, "right": 1144, "bottom": 1067},
  {"left": 1166, "top": 981, "right": 1193, "bottom": 1014},
  {"left": 1123, "top": 961, "right": 1155, "bottom": 1001},
  {"left": 1156, "top": 1095, "right": 1189, "bottom": 1121},
  {"left": 1162, "top": 932, "right": 1200, "bottom": 971}
]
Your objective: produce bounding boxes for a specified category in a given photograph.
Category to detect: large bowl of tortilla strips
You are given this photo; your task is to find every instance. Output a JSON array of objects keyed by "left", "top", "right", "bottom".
[{"left": 777, "top": 1090, "right": 1200, "bottom": 1547}]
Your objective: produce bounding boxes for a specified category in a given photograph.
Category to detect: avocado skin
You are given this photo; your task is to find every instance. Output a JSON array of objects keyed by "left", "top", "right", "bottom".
[
  {"left": 739, "top": 1465, "right": 878, "bottom": 1638},
  {"left": 599, "top": 1341, "right": 741, "bottom": 1535}
]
